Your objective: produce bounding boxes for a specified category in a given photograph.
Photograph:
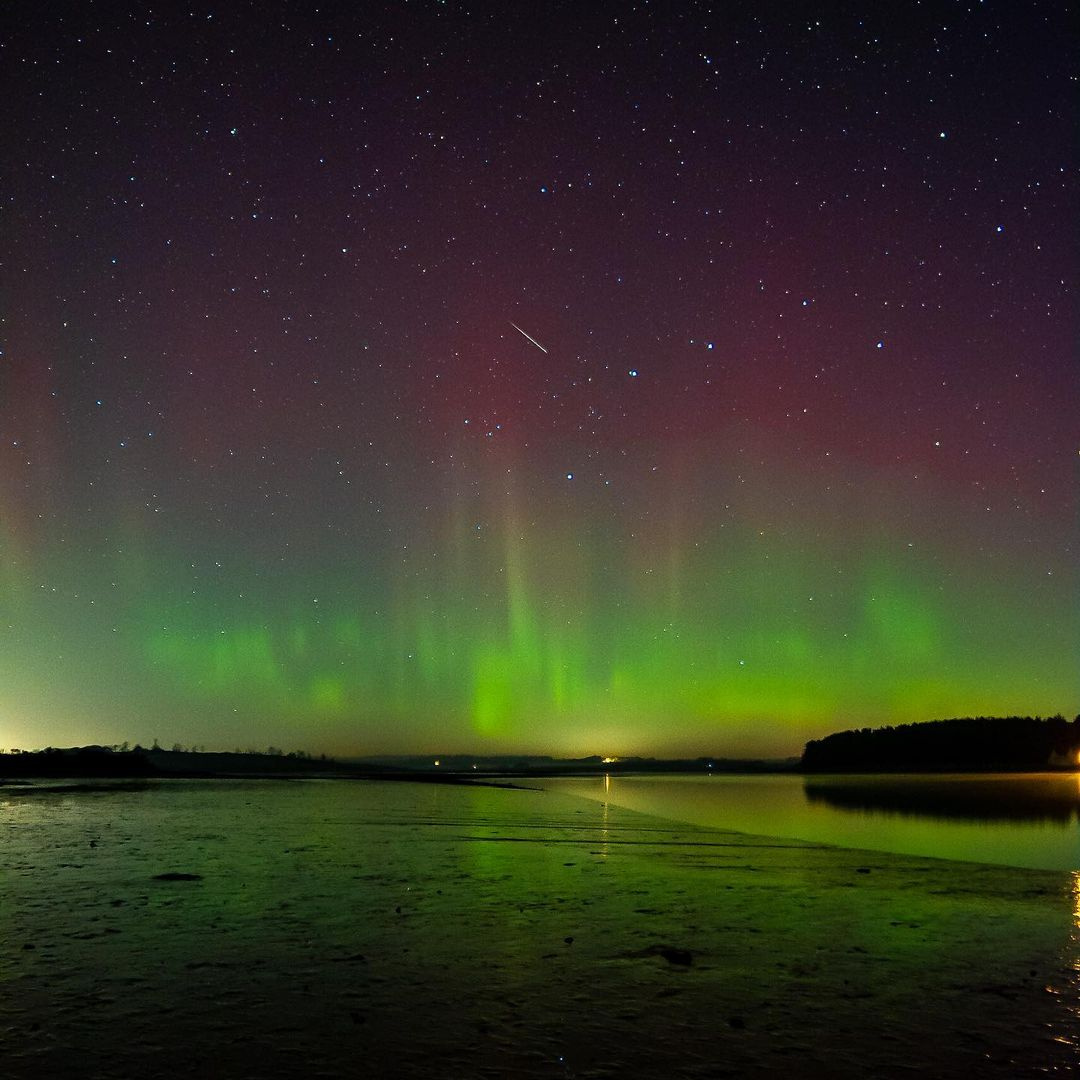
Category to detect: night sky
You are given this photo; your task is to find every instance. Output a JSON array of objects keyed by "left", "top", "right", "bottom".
[{"left": 2, "top": 2, "right": 1076, "bottom": 758}]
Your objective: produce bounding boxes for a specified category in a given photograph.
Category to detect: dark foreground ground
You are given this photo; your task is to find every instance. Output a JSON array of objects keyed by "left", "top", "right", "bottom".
[{"left": 1, "top": 779, "right": 1077, "bottom": 1078}]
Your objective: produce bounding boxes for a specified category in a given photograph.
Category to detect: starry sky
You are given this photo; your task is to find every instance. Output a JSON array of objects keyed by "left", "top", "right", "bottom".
[{"left": 1, "top": 1, "right": 1076, "bottom": 758}]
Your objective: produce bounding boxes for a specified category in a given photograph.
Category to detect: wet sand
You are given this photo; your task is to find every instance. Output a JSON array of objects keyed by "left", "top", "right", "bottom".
[{"left": 1, "top": 779, "right": 1077, "bottom": 1078}]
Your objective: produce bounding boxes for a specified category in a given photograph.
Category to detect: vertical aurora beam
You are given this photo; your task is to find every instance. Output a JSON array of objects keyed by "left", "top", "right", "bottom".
[{"left": 83, "top": 427, "right": 1075, "bottom": 757}]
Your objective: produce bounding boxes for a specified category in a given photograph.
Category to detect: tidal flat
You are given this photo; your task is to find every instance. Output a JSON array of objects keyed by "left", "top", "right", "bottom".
[{"left": 1, "top": 779, "right": 1077, "bottom": 1078}]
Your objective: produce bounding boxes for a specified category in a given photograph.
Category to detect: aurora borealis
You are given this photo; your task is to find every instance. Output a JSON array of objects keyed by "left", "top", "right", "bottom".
[{"left": 1, "top": 2, "right": 1076, "bottom": 757}]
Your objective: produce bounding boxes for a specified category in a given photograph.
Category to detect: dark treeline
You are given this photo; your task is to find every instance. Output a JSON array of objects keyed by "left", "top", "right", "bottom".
[
  {"left": 0, "top": 745, "right": 333, "bottom": 780},
  {"left": 801, "top": 715, "right": 1080, "bottom": 773}
]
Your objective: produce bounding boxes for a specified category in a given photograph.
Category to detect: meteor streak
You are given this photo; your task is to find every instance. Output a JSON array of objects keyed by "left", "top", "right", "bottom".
[{"left": 509, "top": 321, "right": 548, "bottom": 354}]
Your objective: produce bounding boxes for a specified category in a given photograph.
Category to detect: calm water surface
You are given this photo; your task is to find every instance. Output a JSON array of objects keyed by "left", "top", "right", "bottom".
[{"left": 546, "top": 773, "right": 1080, "bottom": 870}]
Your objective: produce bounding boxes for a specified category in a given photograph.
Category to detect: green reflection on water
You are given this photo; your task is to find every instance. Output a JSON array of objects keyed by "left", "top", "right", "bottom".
[
  {"left": 1, "top": 780, "right": 1079, "bottom": 1076},
  {"left": 548, "top": 773, "right": 1080, "bottom": 871}
]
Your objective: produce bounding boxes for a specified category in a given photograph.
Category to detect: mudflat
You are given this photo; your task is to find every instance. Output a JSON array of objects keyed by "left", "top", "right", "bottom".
[{"left": 2, "top": 779, "right": 1077, "bottom": 1078}]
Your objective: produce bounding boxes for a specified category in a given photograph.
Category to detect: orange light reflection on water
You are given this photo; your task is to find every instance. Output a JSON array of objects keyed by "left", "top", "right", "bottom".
[{"left": 597, "top": 774, "right": 611, "bottom": 858}]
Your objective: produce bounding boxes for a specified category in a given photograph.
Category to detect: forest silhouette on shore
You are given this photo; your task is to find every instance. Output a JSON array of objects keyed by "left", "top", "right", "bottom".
[{"left": 801, "top": 715, "right": 1080, "bottom": 773}]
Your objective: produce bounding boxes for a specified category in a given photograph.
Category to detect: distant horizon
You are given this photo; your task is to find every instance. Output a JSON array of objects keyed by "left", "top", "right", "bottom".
[
  {"left": 0, "top": 743, "right": 800, "bottom": 763},
  {"left": 7, "top": 707, "right": 1077, "bottom": 763},
  {"left": 0, "top": 734, "right": 805, "bottom": 760}
]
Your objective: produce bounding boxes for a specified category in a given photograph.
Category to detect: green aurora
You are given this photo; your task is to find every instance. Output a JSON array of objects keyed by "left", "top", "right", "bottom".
[
  {"left": 2, "top": 435, "right": 1073, "bottom": 757},
  {"left": 2, "top": 2, "right": 1075, "bottom": 757}
]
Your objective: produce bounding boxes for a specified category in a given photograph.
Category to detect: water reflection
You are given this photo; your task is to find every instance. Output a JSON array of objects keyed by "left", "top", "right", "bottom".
[
  {"left": 549, "top": 773, "right": 1080, "bottom": 870},
  {"left": 1060, "top": 871, "right": 1080, "bottom": 1051},
  {"left": 4, "top": 778, "right": 1079, "bottom": 1075},
  {"left": 597, "top": 775, "right": 611, "bottom": 859},
  {"left": 804, "top": 773, "right": 1080, "bottom": 824},
  {"left": 1073, "top": 871, "right": 1080, "bottom": 940}
]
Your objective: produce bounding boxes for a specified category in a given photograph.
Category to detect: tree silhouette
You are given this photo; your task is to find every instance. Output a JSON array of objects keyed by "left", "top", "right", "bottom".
[{"left": 802, "top": 715, "right": 1080, "bottom": 772}]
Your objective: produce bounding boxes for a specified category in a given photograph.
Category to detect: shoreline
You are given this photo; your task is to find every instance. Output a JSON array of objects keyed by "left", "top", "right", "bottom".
[{"left": 2, "top": 778, "right": 1077, "bottom": 1078}]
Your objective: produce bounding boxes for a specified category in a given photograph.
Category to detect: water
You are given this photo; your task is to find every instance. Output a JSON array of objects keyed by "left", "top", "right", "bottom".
[
  {"left": 545, "top": 773, "right": 1080, "bottom": 870},
  {"left": 2, "top": 778, "right": 1078, "bottom": 1078}
]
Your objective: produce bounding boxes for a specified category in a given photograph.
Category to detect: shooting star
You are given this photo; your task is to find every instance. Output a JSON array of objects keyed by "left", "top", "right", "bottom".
[{"left": 509, "top": 321, "right": 549, "bottom": 354}]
